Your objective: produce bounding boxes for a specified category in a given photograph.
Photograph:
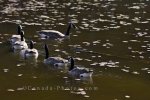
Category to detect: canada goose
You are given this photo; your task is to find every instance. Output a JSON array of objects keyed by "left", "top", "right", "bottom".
[
  {"left": 20, "top": 40, "right": 38, "bottom": 59},
  {"left": 10, "top": 25, "right": 23, "bottom": 44},
  {"left": 39, "top": 23, "right": 76, "bottom": 39},
  {"left": 68, "top": 57, "right": 93, "bottom": 78},
  {"left": 44, "top": 44, "right": 68, "bottom": 67},
  {"left": 12, "top": 31, "right": 28, "bottom": 51}
]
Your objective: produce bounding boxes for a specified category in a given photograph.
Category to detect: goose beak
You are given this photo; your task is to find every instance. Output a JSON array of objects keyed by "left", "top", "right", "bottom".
[{"left": 71, "top": 23, "right": 77, "bottom": 29}]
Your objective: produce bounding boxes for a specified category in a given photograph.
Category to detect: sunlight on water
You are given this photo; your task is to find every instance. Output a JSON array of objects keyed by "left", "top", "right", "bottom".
[{"left": 0, "top": 0, "right": 150, "bottom": 100}]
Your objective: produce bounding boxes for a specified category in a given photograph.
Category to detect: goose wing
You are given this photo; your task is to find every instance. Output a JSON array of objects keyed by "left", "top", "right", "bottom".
[
  {"left": 10, "top": 35, "right": 21, "bottom": 43},
  {"left": 39, "top": 30, "right": 65, "bottom": 38},
  {"left": 46, "top": 57, "right": 68, "bottom": 65},
  {"left": 72, "top": 67, "right": 92, "bottom": 74}
]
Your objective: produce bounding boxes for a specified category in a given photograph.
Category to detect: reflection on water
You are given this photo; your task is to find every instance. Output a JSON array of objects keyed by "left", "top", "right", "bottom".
[{"left": 0, "top": 0, "right": 150, "bottom": 99}]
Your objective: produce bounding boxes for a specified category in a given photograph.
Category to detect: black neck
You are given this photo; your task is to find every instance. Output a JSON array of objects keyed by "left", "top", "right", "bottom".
[
  {"left": 44, "top": 44, "right": 49, "bottom": 59},
  {"left": 17, "top": 25, "right": 22, "bottom": 35},
  {"left": 30, "top": 41, "right": 34, "bottom": 49},
  {"left": 69, "top": 57, "right": 74, "bottom": 71},
  {"left": 65, "top": 23, "right": 71, "bottom": 36},
  {"left": 20, "top": 31, "right": 24, "bottom": 41}
]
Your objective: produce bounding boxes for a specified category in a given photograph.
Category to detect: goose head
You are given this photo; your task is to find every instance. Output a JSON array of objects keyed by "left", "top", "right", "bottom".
[
  {"left": 65, "top": 22, "right": 76, "bottom": 36},
  {"left": 10, "top": 25, "right": 23, "bottom": 43},
  {"left": 17, "top": 25, "right": 22, "bottom": 35},
  {"left": 44, "top": 44, "right": 49, "bottom": 59},
  {"left": 20, "top": 31, "right": 25, "bottom": 41},
  {"left": 28, "top": 41, "right": 38, "bottom": 55},
  {"left": 21, "top": 42, "right": 38, "bottom": 59},
  {"left": 29, "top": 40, "right": 34, "bottom": 49},
  {"left": 69, "top": 57, "right": 74, "bottom": 71},
  {"left": 70, "top": 23, "right": 77, "bottom": 29}
]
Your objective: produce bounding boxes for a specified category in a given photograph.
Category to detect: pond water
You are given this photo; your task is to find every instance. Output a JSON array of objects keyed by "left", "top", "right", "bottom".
[{"left": 0, "top": 0, "right": 150, "bottom": 100}]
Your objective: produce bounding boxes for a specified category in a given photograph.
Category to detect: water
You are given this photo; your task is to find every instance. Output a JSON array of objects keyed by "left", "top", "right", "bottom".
[{"left": 0, "top": 0, "right": 150, "bottom": 100}]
